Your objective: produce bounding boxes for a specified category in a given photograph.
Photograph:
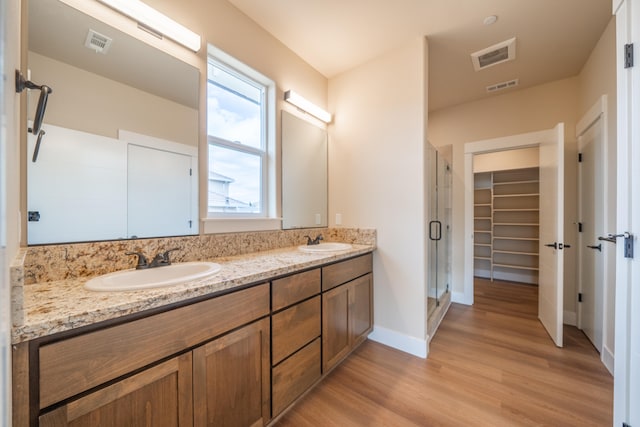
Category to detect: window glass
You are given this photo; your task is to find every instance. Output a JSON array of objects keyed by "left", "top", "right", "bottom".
[
  {"left": 207, "top": 59, "right": 267, "bottom": 216},
  {"left": 208, "top": 144, "right": 262, "bottom": 214}
]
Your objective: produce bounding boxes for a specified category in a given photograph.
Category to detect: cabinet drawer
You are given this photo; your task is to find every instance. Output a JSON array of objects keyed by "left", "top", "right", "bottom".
[
  {"left": 272, "top": 296, "right": 321, "bottom": 365},
  {"left": 272, "top": 268, "right": 320, "bottom": 311},
  {"left": 272, "top": 338, "right": 321, "bottom": 416},
  {"left": 322, "top": 253, "right": 372, "bottom": 291},
  {"left": 39, "top": 283, "right": 270, "bottom": 409}
]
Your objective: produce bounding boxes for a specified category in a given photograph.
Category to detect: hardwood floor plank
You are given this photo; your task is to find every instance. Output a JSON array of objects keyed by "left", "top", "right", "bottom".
[{"left": 274, "top": 279, "right": 613, "bottom": 426}]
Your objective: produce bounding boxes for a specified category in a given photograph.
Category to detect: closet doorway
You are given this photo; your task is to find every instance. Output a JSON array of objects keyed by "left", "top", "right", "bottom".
[
  {"left": 464, "top": 124, "right": 566, "bottom": 347},
  {"left": 473, "top": 164, "right": 540, "bottom": 285}
]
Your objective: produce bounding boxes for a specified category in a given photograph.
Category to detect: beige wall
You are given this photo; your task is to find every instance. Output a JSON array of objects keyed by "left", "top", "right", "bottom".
[
  {"left": 146, "top": 0, "right": 327, "bottom": 110},
  {"left": 28, "top": 52, "right": 198, "bottom": 145},
  {"left": 328, "top": 38, "right": 428, "bottom": 353}
]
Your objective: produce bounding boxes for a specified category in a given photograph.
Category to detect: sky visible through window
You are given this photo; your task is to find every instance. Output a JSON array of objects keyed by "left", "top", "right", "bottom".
[{"left": 207, "top": 68, "right": 263, "bottom": 212}]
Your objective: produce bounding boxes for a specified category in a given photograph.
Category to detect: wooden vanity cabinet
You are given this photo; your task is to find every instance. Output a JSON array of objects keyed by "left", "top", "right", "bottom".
[
  {"left": 322, "top": 254, "right": 373, "bottom": 372},
  {"left": 270, "top": 269, "right": 322, "bottom": 416},
  {"left": 39, "top": 353, "right": 194, "bottom": 427},
  {"left": 193, "top": 318, "right": 270, "bottom": 427},
  {"left": 35, "top": 284, "right": 271, "bottom": 427},
  {"left": 21, "top": 252, "right": 375, "bottom": 427}
]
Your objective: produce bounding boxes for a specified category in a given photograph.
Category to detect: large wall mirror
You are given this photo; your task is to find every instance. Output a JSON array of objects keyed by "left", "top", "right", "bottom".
[
  {"left": 26, "top": 0, "right": 200, "bottom": 244},
  {"left": 281, "top": 111, "right": 327, "bottom": 229}
]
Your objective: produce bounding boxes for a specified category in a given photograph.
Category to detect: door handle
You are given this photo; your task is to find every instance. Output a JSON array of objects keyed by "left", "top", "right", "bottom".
[
  {"left": 587, "top": 244, "right": 602, "bottom": 252},
  {"left": 429, "top": 220, "right": 442, "bottom": 241},
  {"left": 545, "top": 242, "right": 571, "bottom": 250},
  {"left": 598, "top": 236, "right": 617, "bottom": 244},
  {"left": 606, "top": 232, "right": 635, "bottom": 258}
]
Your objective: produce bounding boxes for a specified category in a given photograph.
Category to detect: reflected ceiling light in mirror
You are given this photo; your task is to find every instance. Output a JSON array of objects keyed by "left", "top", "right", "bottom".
[
  {"left": 284, "top": 90, "right": 332, "bottom": 123},
  {"left": 96, "top": 0, "right": 201, "bottom": 51}
]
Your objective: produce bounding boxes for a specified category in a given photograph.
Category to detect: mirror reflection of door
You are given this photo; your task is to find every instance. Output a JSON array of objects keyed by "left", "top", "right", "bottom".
[{"left": 128, "top": 145, "right": 195, "bottom": 239}]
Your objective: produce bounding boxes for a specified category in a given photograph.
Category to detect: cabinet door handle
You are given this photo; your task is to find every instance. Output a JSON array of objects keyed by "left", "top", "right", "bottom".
[
  {"left": 545, "top": 242, "right": 558, "bottom": 249},
  {"left": 587, "top": 244, "right": 602, "bottom": 252}
]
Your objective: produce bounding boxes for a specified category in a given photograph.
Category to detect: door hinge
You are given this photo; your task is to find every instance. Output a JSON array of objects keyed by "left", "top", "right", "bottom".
[
  {"left": 189, "top": 168, "right": 192, "bottom": 176},
  {"left": 188, "top": 220, "right": 192, "bottom": 228},
  {"left": 28, "top": 211, "right": 41, "bottom": 222},
  {"left": 625, "top": 44, "right": 634, "bottom": 68},
  {"left": 578, "top": 293, "right": 583, "bottom": 303},
  {"left": 578, "top": 152, "right": 583, "bottom": 162},
  {"left": 578, "top": 222, "right": 583, "bottom": 232}
]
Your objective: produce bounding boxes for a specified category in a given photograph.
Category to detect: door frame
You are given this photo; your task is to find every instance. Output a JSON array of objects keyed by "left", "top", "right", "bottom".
[{"left": 463, "top": 126, "right": 560, "bottom": 305}]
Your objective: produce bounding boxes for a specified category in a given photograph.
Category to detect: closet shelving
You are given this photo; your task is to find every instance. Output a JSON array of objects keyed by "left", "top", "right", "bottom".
[
  {"left": 473, "top": 176, "right": 492, "bottom": 279},
  {"left": 474, "top": 167, "right": 540, "bottom": 284}
]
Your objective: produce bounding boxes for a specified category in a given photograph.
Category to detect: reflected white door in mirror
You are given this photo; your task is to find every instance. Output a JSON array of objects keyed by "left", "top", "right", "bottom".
[{"left": 27, "top": 126, "right": 198, "bottom": 244}]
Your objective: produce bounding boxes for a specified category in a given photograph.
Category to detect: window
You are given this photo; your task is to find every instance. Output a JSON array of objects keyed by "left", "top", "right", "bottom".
[{"left": 206, "top": 47, "right": 276, "bottom": 228}]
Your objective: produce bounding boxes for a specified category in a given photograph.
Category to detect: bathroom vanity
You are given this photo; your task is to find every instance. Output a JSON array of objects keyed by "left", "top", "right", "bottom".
[{"left": 12, "top": 246, "right": 373, "bottom": 426}]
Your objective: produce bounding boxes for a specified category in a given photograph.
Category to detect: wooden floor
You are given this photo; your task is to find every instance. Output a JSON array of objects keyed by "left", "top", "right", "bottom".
[{"left": 274, "top": 279, "right": 613, "bottom": 426}]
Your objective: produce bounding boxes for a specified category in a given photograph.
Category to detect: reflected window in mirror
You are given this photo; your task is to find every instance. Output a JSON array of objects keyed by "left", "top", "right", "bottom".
[{"left": 207, "top": 52, "right": 275, "bottom": 218}]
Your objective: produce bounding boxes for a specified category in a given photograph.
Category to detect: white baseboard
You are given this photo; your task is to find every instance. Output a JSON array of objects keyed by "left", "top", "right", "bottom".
[
  {"left": 451, "top": 291, "right": 467, "bottom": 304},
  {"left": 602, "top": 345, "right": 614, "bottom": 375},
  {"left": 563, "top": 310, "right": 577, "bottom": 326},
  {"left": 367, "top": 325, "right": 427, "bottom": 359}
]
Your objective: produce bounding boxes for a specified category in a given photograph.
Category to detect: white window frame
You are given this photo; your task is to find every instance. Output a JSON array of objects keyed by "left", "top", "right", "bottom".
[{"left": 203, "top": 45, "right": 279, "bottom": 233}]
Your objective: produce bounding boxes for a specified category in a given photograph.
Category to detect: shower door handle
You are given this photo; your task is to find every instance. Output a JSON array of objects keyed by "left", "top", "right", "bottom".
[{"left": 429, "top": 220, "right": 442, "bottom": 241}]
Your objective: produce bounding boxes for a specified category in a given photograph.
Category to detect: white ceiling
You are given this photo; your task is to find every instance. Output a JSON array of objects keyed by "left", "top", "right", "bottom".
[{"left": 227, "top": 0, "right": 613, "bottom": 111}]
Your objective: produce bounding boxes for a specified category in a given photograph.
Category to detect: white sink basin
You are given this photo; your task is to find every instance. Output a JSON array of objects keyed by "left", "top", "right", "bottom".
[
  {"left": 298, "top": 242, "right": 352, "bottom": 253},
  {"left": 85, "top": 262, "right": 222, "bottom": 292}
]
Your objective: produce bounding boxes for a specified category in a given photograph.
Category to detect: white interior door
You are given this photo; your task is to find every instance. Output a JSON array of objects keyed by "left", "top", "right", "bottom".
[
  {"left": 127, "top": 145, "right": 194, "bottom": 238},
  {"left": 578, "top": 117, "right": 604, "bottom": 352},
  {"left": 614, "top": 0, "right": 640, "bottom": 424},
  {"left": 538, "top": 123, "right": 564, "bottom": 347}
]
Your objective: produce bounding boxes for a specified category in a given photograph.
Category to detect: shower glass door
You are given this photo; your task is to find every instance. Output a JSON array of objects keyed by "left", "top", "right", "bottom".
[{"left": 428, "top": 144, "right": 452, "bottom": 317}]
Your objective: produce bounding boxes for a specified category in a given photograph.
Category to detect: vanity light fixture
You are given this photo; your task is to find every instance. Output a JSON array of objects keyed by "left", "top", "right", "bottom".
[
  {"left": 96, "top": 0, "right": 201, "bottom": 52},
  {"left": 284, "top": 90, "right": 332, "bottom": 123}
]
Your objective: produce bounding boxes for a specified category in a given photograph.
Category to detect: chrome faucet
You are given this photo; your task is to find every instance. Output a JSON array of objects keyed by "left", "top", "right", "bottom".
[
  {"left": 126, "top": 248, "right": 180, "bottom": 269},
  {"left": 304, "top": 234, "right": 323, "bottom": 245}
]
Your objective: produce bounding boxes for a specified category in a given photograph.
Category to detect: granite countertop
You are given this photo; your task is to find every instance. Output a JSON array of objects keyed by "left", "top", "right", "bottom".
[{"left": 12, "top": 244, "right": 374, "bottom": 344}]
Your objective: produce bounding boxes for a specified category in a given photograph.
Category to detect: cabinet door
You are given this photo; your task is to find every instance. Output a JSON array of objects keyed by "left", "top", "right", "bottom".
[
  {"left": 193, "top": 318, "right": 270, "bottom": 427},
  {"left": 350, "top": 273, "right": 373, "bottom": 347},
  {"left": 272, "top": 338, "right": 321, "bottom": 416},
  {"left": 39, "top": 353, "right": 193, "bottom": 427},
  {"left": 322, "top": 284, "right": 350, "bottom": 372},
  {"left": 272, "top": 296, "right": 321, "bottom": 365}
]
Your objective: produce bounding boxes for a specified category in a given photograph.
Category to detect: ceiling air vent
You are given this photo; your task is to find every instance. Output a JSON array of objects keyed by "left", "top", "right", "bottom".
[
  {"left": 471, "top": 37, "right": 516, "bottom": 71},
  {"left": 486, "top": 78, "right": 519, "bottom": 93},
  {"left": 84, "top": 29, "right": 113, "bottom": 54}
]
